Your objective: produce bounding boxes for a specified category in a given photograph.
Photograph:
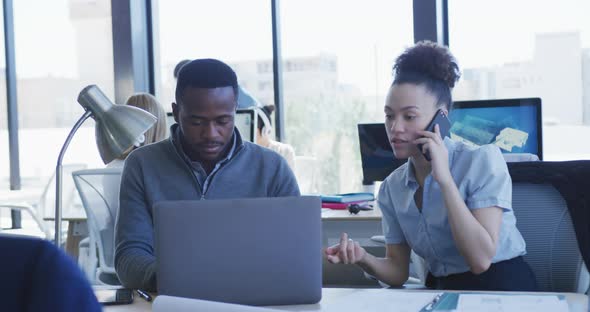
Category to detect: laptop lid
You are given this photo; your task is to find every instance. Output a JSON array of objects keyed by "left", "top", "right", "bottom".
[{"left": 153, "top": 196, "right": 322, "bottom": 306}]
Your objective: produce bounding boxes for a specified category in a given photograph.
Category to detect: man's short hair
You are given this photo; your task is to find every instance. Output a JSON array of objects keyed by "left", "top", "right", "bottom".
[{"left": 175, "top": 59, "right": 239, "bottom": 105}]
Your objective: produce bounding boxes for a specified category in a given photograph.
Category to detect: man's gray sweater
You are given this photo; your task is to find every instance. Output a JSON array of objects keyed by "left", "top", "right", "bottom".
[{"left": 114, "top": 126, "right": 300, "bottom": 291}]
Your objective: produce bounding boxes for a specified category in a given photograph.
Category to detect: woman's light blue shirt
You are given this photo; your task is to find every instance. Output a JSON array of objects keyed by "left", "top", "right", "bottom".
[{"left": 378, "top": 138, "right": 526, "bottom": 277}]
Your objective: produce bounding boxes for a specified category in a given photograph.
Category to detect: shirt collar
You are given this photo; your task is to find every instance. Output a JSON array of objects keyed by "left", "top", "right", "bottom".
[{"left": 404, "top": 137, "right": 456, "bottom": 187}]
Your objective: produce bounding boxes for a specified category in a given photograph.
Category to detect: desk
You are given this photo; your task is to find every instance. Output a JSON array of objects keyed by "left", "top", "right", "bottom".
[
  {"left": 44, "top": 211, "right": 87, "bottom": 260},
  {"left": 103, "top": 288, "right": 588, "bottom": 312},
  {"left": 44, "top": 206, "right": 383, "bottom": 262},
  {"left": 0, "top": 188, "right": 44, "bottom": 202},
  {"left": 321, "top": 207, "right": 382, "bottom": 247},
  {"left": 0, "top": 188, "right": 45, "bottom": 236}
]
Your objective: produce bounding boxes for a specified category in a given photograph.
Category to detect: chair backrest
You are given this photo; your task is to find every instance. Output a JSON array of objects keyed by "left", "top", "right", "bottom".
[
  {"left": 512, "top": 182, "right": 589, "bottom": 293},
  {"left": 39, "top": 163, "right": 88, "bottom": 220},
  {"left": 72, "top": 167, "right": 123, "bottom": 274}
]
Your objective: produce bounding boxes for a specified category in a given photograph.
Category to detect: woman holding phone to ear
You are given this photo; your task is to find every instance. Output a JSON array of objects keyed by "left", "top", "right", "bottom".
[{"left": 325, "top": 41, "right": 537, "bottom": 291}]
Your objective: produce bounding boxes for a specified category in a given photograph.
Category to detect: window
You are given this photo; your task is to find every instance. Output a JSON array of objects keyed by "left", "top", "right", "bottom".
[
  {"left": 13, "top": 0, "right": 114, "bottom": 192},
  {"left": 281, "top": 0, "right": 413, "bottom": 193},
  {"left": 0, "top": 5, "right": 8, "bottom": 191},
  {"left": 449, "top": 0, "right": 590, "bottom": 160},
  {"left": 154, "top": 0, "right": 274, "bottom": 110}
]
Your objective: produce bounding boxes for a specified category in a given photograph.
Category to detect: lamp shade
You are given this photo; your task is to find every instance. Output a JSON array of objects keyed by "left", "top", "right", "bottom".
[{"left": 78, "top": 85, "right": 157, "bottom": 164}]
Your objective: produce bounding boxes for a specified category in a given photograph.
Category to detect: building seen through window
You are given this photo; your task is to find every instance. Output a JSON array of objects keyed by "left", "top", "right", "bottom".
[
  {"left": 0, "top": 0, "right": 114, "bottom": 192},
  {"left": 450, "top": 0, "right": 590, "bottom": 161}
]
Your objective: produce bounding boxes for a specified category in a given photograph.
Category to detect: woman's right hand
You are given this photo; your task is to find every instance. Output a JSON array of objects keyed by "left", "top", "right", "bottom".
[{"left": 324, "top": 232, "right": 367, "bottom": 265}]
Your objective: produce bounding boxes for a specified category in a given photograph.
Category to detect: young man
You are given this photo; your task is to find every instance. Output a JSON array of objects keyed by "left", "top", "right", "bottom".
[{"left": 115, "top": 59, "right": 300, "bottom": 291}]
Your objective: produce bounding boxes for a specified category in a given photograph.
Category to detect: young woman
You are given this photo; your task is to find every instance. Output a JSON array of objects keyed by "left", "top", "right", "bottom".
[
  {"left": 254, "top": 104, "right": 296, "bottom": 170},
  {"left": 325, "top": 41, "right": 537, "bottom": 291},
  {"left": 100, "top": 93, "right": 168, "bottom": 168}
]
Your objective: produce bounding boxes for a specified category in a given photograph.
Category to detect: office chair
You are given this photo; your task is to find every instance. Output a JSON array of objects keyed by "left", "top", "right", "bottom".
[
  {"left": 72, "top": 167, "right": 123, "bottom": 285},
  {"left": 512, "top": 182, "right": 589, "bottom": 292},
  {"left": 508, "top": 161, "right": 590, "bottom": 293}
]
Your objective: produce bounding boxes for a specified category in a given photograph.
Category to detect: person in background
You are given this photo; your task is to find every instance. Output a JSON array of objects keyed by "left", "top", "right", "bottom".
[
  {"left": 325, "top": 41, "right": 537, "bottom": 291},
  {"left": 115, "top": 58, "right": 299, "bottom": 291},
  {"left": 104, "top": 93, "right": 168, "bottom": 168},
  {"left": 97, "top": 93, "right": 167, "bottom": 283},
  {"left": 255, "top": 104, "right": 295, "bottom": 170},
  {"left": 0, "top": 235, "right": 101, "bottom": 311}
]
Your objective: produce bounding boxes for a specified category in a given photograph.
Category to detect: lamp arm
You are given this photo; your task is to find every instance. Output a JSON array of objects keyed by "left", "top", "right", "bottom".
[{"left": 54, "top": 110, "right": 92, "bottom": 246}]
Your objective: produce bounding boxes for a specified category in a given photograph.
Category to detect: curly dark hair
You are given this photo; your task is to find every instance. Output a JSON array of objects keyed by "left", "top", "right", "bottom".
[{"left": 392, "top": 40, "right": 461, "bottom": 110}]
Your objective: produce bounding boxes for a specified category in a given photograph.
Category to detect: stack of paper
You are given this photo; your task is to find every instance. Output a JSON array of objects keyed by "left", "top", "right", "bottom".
[
  {"left": 321, "top": 192, "right": 375, "bottom": 210},
  {"left": 152, "top": 295, "right": 284, "bottom": 312},
  {"left": 456, "top": 294, "right": 568, "bottom": 312},
  {"left": 321, "top": 192, "right": 375, "bottom": 203}
]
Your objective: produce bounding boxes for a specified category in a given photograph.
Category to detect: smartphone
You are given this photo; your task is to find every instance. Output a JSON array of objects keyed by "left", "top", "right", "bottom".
[
  {"left": 419, "top": 109, "right": 451, "bottom": 161},
  {"left": 94, "top": 288, "right": 134, "bottom": 305}
]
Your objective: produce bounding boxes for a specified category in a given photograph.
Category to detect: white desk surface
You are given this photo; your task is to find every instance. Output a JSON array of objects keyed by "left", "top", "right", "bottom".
[
  {"left": 41, "top": 206, "right": 382, "bottom": 222},
  {"left": 104, "top": 288, "right": 588, "bottom": 312},
  {"left": 0, "top": 188, "right": 43, "bottom": 203}
]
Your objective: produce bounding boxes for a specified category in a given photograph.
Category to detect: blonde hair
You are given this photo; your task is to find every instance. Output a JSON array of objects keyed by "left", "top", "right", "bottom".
[
  {"left": 127, "top": 93, "right": 167, "bottom": 140},
  {"left": 115, "top": 93, "right": 168, "bottom": 161}
]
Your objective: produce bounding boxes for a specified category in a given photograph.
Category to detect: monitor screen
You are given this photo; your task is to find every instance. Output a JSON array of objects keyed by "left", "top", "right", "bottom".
[
  {"left": 450, "top": 98, "right": 542, "bottom": 160},
  {"left": 357, "top": 123, "right": 406, "bottom": 184},
  {"left": 166, "top": 112, "right": 175, "bottom": 138},
  {"left": 166, "top": 110, "right": 256, "bottom": 142},
  {"left": 166, "top": 112, "right": 175, "bottom": 127},
  {"left": 235, "top": 109, "right": 255, "bottom": 142}
]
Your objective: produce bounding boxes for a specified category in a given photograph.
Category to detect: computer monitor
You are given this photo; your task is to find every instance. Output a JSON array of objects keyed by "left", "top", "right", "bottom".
[
  {"left": 450, "top": 98, "right": 543, "bottom": 160},
  {"left": 357, "top": 98, "right": 543, "bottom": 184},
  {"left": 166, "top": 112, "right": 175, "bottom": 128},
  {"left": 357, "top": 123, "right": 406, "bottom": 184},
  {"left": 235, "top": 109, "right": 256, "bottom": 142},
  {"left": 165, "top": 110, "right": 256, "bottom": 143}
]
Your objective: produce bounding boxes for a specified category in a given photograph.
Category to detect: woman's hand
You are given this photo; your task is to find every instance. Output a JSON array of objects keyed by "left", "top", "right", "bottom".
[
  {"left": 414, "top": 124, "right": 453, "bottom": 186},
  {"left": 324, "top": 232, "right": 367, "bottom": 265}
]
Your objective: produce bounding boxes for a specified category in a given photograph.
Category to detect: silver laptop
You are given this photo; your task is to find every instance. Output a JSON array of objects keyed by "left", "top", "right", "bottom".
[{"left": 153, "top": 196, "right": 322, "bottom": 306}]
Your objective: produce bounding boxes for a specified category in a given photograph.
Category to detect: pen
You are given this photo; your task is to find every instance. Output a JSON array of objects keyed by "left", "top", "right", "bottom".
[{"left": 136, "top": 289, "right": 152, "bottom": 302}]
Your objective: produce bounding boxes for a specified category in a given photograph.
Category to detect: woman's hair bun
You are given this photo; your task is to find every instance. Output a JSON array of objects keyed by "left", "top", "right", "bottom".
[{"left": 393, "top": 40, "right": 460, "bottom": 88}]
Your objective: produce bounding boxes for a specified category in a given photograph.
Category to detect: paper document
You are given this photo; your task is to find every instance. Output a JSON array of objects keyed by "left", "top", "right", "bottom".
[
  {"left": 152, "top": 295, "right": 285, "bottom": 312},
  {"left": 456, "top": 294, "right": 568, "bottom": 312},
  {"left": 325, "top": 289, "right": 437, "bottom": 312}
]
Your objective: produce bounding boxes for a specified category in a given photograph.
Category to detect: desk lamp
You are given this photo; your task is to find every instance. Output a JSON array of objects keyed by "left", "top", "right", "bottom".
[{"left": 54, "top": 85, "right": 156, "bottom": 246}]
